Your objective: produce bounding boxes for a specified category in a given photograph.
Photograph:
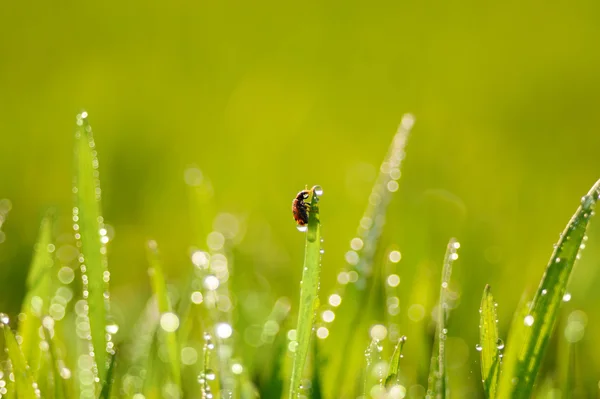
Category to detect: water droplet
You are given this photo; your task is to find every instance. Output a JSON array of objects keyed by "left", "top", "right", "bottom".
[
  {"left": 322, "top": 310, "right": 335, "bottom": 323},
  {"left": 215, "top": 322, "right": 233, "bottom": 339},
  {"left": 524, "top": 315, "right": 534, "bottom": 326},
  {"left": 297, "top": 225, "right": 308, "bottom": 232},
  {"left": 370, "top": 324, "right": 388, "bottom": 340},
  {"left": 105, "top": 324, "right": 119, "bottom": 334},
  {"left": 389, "top": 250, "right": 402, "bottom": 263},
  {"left": 191, "top": 291, "right": 203, "bottom": 304},
  {"left": 231, "top": 363, "right": 243, "bottom": 375},
  {"left": 316, "top": 326, "right": 329, "bottom": 339},
  {"left": 563, "top": 293, "right": 572, "bottom": 302},
  {"left": 387, "top": 274, "right": 400, "bottom": 287},
  {"left": 496, "top": 339, "right": 505, "bottom": 350},
  {"left": 204, "top": 275, "right": 220, "bottom": 290},
  {"left": 160, "top": 312, "right": 180, "bottom": 332},
  {"left": 205, "top": 369, "right": 216, "bottom": 381},
  {"left": 328, "top": 294, "right": 342, "bottom": 307},
  {"left": 313, "top": 185, "right": 323, "bottom": 196},
  {"left": 541, "top": 289, "right": 547, "bottom": 296},
  {"left": 0, "top": 313, "right": 9, "bottom": 325},
  {"left": 475, "top": 344, "right": 482, "bottom": 352}
]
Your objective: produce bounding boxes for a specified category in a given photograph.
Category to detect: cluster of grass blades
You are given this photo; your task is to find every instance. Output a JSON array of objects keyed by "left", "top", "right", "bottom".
[{"left": 0, "top": 111, "right": 599, "bottom": 399}]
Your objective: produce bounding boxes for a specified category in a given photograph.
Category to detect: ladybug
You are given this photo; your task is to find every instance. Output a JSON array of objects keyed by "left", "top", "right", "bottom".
[{"left": 292, "top": 189, "right": 310, "bottom": 226}]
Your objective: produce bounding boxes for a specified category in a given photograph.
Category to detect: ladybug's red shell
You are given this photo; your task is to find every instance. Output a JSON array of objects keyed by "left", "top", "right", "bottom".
[{"left": 292, "top": 190, "right": 310, "bottom": 225}]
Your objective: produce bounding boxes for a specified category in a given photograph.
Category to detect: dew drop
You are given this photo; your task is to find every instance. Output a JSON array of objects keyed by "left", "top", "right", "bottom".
[
  {"left": 105, "top": 324, "right": 119, "bottom": 335},
  {"left": 563, "top": 293, "right": 572, "bottom": 302},
  {"left": 231, "top": 363, "right": 243, "bottom": 375},
  {"left": 313, "top": 185, "right": 323, "bottom": 196},
  {"left": 475, "top": 344, "right": 482, "bottom": 352},
  {"left": 205, "top": 369, "right": 216, "bottom": 381},
  {"left": 297, "top": 225, "right": 308, "bottom": 232},
  {"left": 496, "top": 338, "right": 505, "bottom": 350},
  {"left": 215, "top": 322, "right": 233, "bottom": 339},
  {"left": 316, "top": 326, "right": 329, "bottom": 339},
  {"left": 328, "top": 294, "right": 342, "bottom": 307},
  {"left": 160, "top": 312, "right": 180, "bottom": 332},
  {"left": 524, "top": 315, "right": 534, "bottom": 326}
]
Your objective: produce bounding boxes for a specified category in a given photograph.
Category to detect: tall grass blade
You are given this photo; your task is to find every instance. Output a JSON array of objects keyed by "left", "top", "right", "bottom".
[
  {"left": 1, "top": 320, "right": 38, "bottom": 398},
  {"left": 385, "top": 336, "right": 407, "bottom": 387},
  {"left": 42, "top": 322, "right": 68, "bottom": 399},
  {"left": 74, "top": 112, "right": 111, "bottom": 384},
  {"left": 426, "top": 238, "right": 460, "bottom": 399},
  {"left": 498, "top": 179, "right": 600, "bottom": 398},
  {"left": 18, "top": 213, "right": 54, "bottom": 378},
  {"left": 146, "top": 240, "right": 181, "bottom": 388},
  {"left": 310, "top": 340, "right": 323, "bottom": 399},
  {"left": 289, "top": 186, "right": 322, "bottom": 398},
  {"left": 326, "top": 115, "right": 415, "bottom": 397},
  {"left": 479, "top": 285, "right": 500, "bottom": 398},
  {"left": 98, "top": 352, "right": 117, "bottom": 399}
]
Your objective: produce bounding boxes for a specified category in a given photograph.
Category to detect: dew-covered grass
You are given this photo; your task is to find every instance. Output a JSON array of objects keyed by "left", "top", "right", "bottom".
[{"left": 0, "top": 112, "right": 599, "bottom": 399}]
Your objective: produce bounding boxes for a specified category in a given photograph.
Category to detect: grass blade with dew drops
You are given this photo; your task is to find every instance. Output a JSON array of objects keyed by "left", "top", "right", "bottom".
[
  {"left": 289, "top": 185, "right": 323, "bottom": 398},
  {"left": 322, "top": 115, "right": 415, "bottom": 397},
  {"left": 146, "top": 240, "right": 181, "bottom": 389},
  {"left": 42, "top": 321, "right": 69, "bottom": 399},
  {"left": 479, "top": 285, "right": 500, "bottom": 399},
  {"left": 426, "top": 238, "right": 460, "bottom": 399},
  {"left": 363, "top": 337, "right": 385, "bottom": 398},
  {"left": 18, "top": 212, "right": 55, "bottom": 379},
  {"left": 73, "top": 111, "right": 112, "bottom": 384},
  {"left": 498, "top": 179, "right": 600, "bottom": 398},
  {"left": 98, "top": 352, "right": 117, "bottom": 399},
  {"left": 1, "top": 317, "right": 38, "bottom": 398},
  {"left": 385, "top": 336, "right": 407, "bottom": 388}
]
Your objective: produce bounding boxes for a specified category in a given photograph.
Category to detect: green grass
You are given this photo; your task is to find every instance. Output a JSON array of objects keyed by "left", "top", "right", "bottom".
[
  {"left": 479, "top": 285, "right": 500, "bottom": 399},
  {"left": 288, "top": 186, "right": 322, "bottom": 398},
  {"left": 0, "top": 112, "right": 599, "bottom": 398}
]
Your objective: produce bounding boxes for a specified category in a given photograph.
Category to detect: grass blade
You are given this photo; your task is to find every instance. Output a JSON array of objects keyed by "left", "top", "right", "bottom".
[
  {"left": 42, "top": 322, "right": 69, "bottom": 399},
  {"left": 289, "top": 185, "right": 323, "bottom": 398},
  {"left": 385, "top": 336, "right": 407, "bottom": 387},
  {"left": 324, "top": 115, "right": 415, "bottom": 397},
  {"left": 98, "top": 352, "right": 117, "bottom": 399},
  {"left": 2, "top": 320, "right": 38, "bottom": 398},
  {"left": 426, "top": 238, "right": 460, "bottom": 399},
  {"left": 498, "top": 179, "right": 600, "bottom": 398},
  {"left": 74, "top": 112, "right": 110, "bottom": 384},
  {"left": 146, "top": 240, "right": 181, "bottom": 388},
  {"left": 479, "top": 284, "right": 500, "bottom": 398},
  {"left": 18, "top": 213, "right": 54, "bottom": 378}
]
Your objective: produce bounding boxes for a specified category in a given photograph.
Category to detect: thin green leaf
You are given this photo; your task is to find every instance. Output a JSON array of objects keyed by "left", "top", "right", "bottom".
[
  {"left": 310, "top": 339, "right": 323, "bottom": 399},
  {"left": 327, "top": 115, "right": 415, "bottom": 398},
  {"left": 498, "top": 179, "right": 600, "bottom": 398},
  {"left": 74, "top": 112, "right": 109, "bottom": 383},
  {"left": 18, "top": 213, "right": 54, "bottom": 378},
  {"left": 426, "top": 238, "right": 460, "bottom": 399},
  {"left": 42, "top": 324, "right": 68, "bottom": 399},
  {"left": 363, "top": 338, "right": 383, "bottom": 396},
  {"left": 146, "top": 241, "right": 181, "bottom": 387},
  {"left": 479, "top": 284, "right": 500, "bottom": 399},
  {"left": 289, "top": 186, "right": 323, "bottom": 398},
  {"left": 2, "top": 323, "right": 37, "bottom": 398},
  {"left": 385, "top": 336, "right": 407, "bottom": 387},
  {"left": 98, "top": 352, "right": 117, "bottom": 399}
]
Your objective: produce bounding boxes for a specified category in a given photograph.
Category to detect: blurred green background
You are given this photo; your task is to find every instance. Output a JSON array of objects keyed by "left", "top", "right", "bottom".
[{"left": 1, "top": 0, "right": 600, "bottom": 397}]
